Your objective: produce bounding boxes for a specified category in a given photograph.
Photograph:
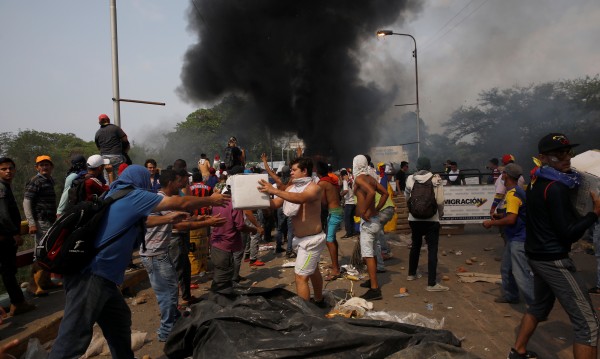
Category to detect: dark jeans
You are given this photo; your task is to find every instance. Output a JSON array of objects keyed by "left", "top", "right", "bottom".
[
  {"left": 343, "top": 204, "right": 356, "bottom": 236},
  {"left": 168, "top": 233, "right": 192, "bottom": 300},
  {"left": 211, "top": 247, "right": 234, "bottom": 292},
  {"left": 0, "top": 237, "right": 25, "bottom": 304},
  {"left": 275, "top": 207, "right": 294, "bottom": 252},
  {"left": 49, "top": 273, "right": 133, "bottom": 359},
  {"left": 408, "top": 221, "right": 440, "bottom": 286}
]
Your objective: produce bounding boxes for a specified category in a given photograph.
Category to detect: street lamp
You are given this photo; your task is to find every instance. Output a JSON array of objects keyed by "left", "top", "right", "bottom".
[{"left": 376, "top": 29, "right": 420, "bottom": 158}]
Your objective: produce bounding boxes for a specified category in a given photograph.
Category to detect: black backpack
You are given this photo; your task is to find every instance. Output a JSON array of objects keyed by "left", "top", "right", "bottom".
[
  {"left": 407, "top": 176, "right": 438, "bottom": 219},
  {"left": 66, "top": 173, "right": 94, "bottom": 211},
  {"left": 36, "top": 188, "right": 134, "bottom": 275}
]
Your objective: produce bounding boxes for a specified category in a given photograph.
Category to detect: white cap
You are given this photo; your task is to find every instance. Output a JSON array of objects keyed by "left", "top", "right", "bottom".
[{"left": 87, "top": 154, "right": 110, "bottom": 169}]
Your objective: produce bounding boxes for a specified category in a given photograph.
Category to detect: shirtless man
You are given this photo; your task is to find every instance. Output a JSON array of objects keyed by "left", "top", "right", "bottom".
[
  {"left": 258, "top": 157, "right": 327, "bottom": 306},
  {"left": 352, "top": 155, "right": 389, "bottom": 300},
  {"left": 316, "top": 161, "right": 343, "bottom": 280}
]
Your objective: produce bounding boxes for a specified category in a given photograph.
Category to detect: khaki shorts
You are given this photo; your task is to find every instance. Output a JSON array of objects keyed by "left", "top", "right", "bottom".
[{"left": 293, "top": 232, "right": 326, "bottom": 276}]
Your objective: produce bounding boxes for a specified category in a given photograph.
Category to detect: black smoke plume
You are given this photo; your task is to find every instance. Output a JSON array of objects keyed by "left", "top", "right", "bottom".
[{"left": 178, "top": 0, "right": 417, "bottom": 165}]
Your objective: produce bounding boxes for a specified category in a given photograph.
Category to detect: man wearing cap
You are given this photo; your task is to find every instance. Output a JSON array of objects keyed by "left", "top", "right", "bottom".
[
  {"left": 24, "top": 155, "right": 57, "bottom": 296},
  {"left": 57, "top": 154, "right": 87, "bottom": 217},
  {"left": 94, "top": 113, "right": 130, "bottom": 175},
  {"left": 483, "top": 164, "right": 533, "bottom": 305},
  {"left": 83, "top": 155, "right": 114, "bottom": 201},
  {"left": 490, "top": 154, "right": 525, "bottom": 218},
  {"left": 508, "top": 133, "right": 600, "bottom": 359}
]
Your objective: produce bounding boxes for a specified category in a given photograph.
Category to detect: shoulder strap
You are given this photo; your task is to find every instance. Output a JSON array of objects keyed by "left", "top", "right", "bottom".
[
  {"left": 95, "top": 187, "right": 136, "bottom": 253},
  {"left": 543, "top": 181, "right": 557, "bottom": 201}
]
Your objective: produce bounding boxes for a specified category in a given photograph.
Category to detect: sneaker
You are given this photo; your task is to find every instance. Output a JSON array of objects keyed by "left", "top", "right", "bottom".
[
  {"left": 507, "top": 348, "right": 538, "bottom": 359},
  {"left": 9, "top": 301, "right": 36, "bottom": 316},
  {"left": 360, "top": 288, "right": 382, "bottom": 300},
  {"left": 360, "top": 279, "right": 371, "bottom": 288},
  {"left": 426, "top": 283, "right": 449, "bottom": 292},
  {"left": 494, "top": 296, "right": 519, "bottom": 304},
  {"left": 406, "top": 273, "right": 422, "bottom": 281},
  {"left": 190, "top": 283, "right": 200, "bottom": 290},
  {"left": 286, "top": 251, "right": 297, "bottom": 259},
  {"left": 250, "top": 260, "right": 265, "bottom": 266},
  {"left": 158, "top": 335, "right": 168, "bottom": 342},
  {"left": 275, "top": 246, "right": 285, "bottom": 253}
]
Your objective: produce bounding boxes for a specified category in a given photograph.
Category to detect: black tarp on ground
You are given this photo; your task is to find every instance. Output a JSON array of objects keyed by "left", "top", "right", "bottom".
[{"left": 164, "top": 287, "right": 480, "bottom": 359}]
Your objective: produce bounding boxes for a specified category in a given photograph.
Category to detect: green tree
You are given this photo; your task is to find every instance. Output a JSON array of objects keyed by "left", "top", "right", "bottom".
[
  {"left": 0, "top": 130, "right": 97, "bottom": 213},
  {"left": 162, "top": 95, "right": 274, "bottom": 168},
  {"left": 442, "top": 76, "right": 600, "bottom": 171}
]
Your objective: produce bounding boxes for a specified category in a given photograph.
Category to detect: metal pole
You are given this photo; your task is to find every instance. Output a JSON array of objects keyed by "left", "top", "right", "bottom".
[
  {"left": 378, "top": 31, "right": 420, "bottom": 158},
  {"left": 109, "top": 0, "right": 121, "bottom": 127},
  {"left": 412, "top": 37, "right": 420, "bottom": 159}
]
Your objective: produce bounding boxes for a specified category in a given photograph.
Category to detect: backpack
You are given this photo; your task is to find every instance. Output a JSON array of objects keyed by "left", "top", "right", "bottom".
[
  {"left": 66, "top": 173, "right": 93, "bottom": 211},
  {"left": 36, "top": 188, "right": 134, "bottom": 275},
  {"left": 407, "top": 177, "right": 438, "bottom": 219}
]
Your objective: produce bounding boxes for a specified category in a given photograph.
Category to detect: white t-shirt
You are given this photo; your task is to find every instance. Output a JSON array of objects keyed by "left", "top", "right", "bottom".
[{"left": 342, "top": 179, "right": 355, "bottom": 205}]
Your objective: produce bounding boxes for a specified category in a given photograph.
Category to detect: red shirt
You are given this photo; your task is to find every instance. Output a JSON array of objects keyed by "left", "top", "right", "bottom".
[{"left": 85, "top": 177, "right": 109, "bottom": 201}]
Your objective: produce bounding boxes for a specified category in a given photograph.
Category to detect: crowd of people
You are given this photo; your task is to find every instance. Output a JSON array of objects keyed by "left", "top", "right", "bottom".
[{"left": 1, "top": 120, "right": 599, "bottom": 359}]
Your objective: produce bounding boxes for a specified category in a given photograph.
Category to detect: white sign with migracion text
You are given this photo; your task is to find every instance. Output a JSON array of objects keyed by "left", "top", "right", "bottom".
[{"left": 440, "top": 185, "right": 496, "bottom": 224}]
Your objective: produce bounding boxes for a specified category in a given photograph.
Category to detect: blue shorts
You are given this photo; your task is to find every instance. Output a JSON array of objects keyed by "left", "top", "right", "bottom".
[{"left": 326, "top": 208, "right": 343, "bottom": 243}]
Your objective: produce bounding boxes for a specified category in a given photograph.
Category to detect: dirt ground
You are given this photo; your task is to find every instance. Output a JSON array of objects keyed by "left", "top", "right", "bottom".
[{"left": 2, "top": 224, "right": 600, "bottom": 358}]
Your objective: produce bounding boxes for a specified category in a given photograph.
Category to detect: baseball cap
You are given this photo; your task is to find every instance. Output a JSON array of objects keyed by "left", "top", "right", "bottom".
[
  {"left": 537, "top": 133, "right": 579, "bottom": 154},
  {"left": 503, "top": 163, "right": 523, "bottom": 179},
  {"left": 501, "top": 154, "right": 516, "bottom": 165},
  {"left": 98, "top": 114, "right": 110, "bottom": 122},
  {"left": 70, "top": 154, "right": 86, "bottom": 165},
  {"left": 87, "top": 154, "right": 110, "bottom": 169},
  {"left": 36, "top": 155, "right": 53, "bottom": 165}
]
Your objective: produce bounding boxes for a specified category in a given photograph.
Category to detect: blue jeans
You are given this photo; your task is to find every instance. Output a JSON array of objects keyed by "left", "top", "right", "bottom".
[
  {"left": 500, "top": 240, "right": 534, "bottom": 304},
  {"left": 274, "top": 208, "right": 294, "bottom": 252},
  {"left": 141, "top": 254, "right": 181, "bottom": 340},
  {"left": 49, "top": 273, "right": 133, "bottom": 359},
  {"left": 343, "top": 204, "right": 356, "bottom": 236}
]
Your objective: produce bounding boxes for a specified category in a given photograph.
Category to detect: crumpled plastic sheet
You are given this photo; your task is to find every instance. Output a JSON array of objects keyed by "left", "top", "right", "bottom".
[
  {"left": 164, "top": 287, "right": 478, "bottom": 359},
  {"left": 363, "top": 311, "right": 445, "bottom": 330}
]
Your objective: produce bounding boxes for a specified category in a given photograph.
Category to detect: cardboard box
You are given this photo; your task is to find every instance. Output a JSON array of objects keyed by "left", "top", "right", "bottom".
[
  {"left": 230, "top": 174, "right": 271, "bottom": 210},
  {"left": 570, "top": 150, "right": 600, "bottom": 216}
]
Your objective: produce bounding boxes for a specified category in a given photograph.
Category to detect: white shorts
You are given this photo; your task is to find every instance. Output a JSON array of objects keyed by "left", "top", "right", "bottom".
[
  {"left": 360, "top": 216, "right": 381, "bottom": 258},
  {"left": 293, "top": 232, "right": 326, "bottom": 276}
]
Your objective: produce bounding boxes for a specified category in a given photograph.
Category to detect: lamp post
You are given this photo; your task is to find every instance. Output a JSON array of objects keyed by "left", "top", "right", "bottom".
[{"left": 376, "top": 30, "right": 420, "bottom": 158}]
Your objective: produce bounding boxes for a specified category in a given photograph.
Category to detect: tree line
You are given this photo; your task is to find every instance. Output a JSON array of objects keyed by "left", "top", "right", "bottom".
[{"left": 2, "top": 75, "right": 598, "bottom": 213}]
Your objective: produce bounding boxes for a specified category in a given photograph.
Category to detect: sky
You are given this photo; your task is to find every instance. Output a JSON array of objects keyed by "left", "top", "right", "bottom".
[{"left": 1, "top": 0, "right": 598, "bottom": 148}]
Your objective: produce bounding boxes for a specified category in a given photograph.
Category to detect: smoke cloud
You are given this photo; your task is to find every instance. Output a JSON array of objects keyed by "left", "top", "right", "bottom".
[{"left": 178, "top": 1, "right": 420, "bottom": 165}]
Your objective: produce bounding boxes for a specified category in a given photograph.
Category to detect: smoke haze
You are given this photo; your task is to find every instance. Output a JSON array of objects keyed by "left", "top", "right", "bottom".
[{"left": 178, "top": 0, "right": 421, "bottom": 164}]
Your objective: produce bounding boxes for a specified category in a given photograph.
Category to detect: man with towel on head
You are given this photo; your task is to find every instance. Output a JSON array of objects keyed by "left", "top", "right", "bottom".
[
  {"left": 258, "top": 157, "right": 327, "bottom": 307},
  {"left": 352, "top": 154, "right": 389, "bottom": 300}
]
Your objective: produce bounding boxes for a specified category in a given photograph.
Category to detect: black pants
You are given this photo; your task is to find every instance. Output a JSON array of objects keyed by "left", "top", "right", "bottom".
[
  {"left": 210, "top": 247, "right": 234, "bottom": 292},
  {"left": 408, "top": 221, "right": 440, "bottom": 286},
  {"left": 0, "top": 237, "right": 25, "bottom": 304}
]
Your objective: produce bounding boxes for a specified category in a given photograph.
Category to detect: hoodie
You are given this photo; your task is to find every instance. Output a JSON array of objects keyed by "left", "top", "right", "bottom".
[{"left": 404, "top": 171, "right": 445, "bottom": 222}]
